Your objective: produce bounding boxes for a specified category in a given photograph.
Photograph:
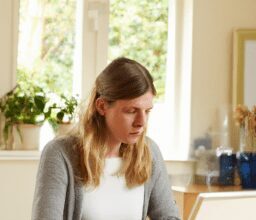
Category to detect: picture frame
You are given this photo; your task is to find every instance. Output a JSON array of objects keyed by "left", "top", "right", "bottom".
[{"left": 232, "top": 29, "right": 256, "bottom": 108}]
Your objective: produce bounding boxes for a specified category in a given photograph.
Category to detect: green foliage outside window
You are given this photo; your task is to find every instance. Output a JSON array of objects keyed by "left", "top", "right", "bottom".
[
  {"left": 17, "top": 0, "right": 168, "bottom": 100},
  {"left": 109, "top": 0, "right": 169, "bottom": 100},
  {"left": 17, "top": 0, "right": 76, "bottom": 96}
]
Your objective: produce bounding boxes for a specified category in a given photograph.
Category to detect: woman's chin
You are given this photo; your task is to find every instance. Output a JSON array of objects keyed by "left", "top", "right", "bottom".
[{"left": 124, "top": 135, "right": 141, "bottom": 144}]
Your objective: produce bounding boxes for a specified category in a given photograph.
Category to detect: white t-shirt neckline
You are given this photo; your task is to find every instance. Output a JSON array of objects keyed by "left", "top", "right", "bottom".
[{"left": 82, "top": 157, "right": 144, "bottom": 220}]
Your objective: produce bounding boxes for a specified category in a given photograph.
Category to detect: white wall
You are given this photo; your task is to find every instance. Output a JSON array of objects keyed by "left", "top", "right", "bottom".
[
  {"left": 0, "top": 0, "right": 15, "bottom": 96},
  {"left": 190, "top": 0, "right": 256, "bottom": 142}
]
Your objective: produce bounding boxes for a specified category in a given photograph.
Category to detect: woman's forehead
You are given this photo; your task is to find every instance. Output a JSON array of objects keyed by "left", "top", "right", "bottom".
[{"left": 115, "top": 91, "right": 154, "bottom": 108}]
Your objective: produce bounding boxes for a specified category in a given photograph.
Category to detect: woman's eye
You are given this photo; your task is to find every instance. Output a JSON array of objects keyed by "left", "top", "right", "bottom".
[
  {"left": 146, "top": 110, "right": 151, "bottom": 114},
  {"left": 127, "top": 110, "right": 136, "bottom": 113}
]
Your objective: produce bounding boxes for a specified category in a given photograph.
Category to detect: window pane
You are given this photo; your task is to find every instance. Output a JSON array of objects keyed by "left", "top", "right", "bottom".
[
  {"left": 17, "top": 0, "right": 77, "bottom": 96},
  {"left": 108, "top": 0, "right": 168, "bottom": 101}
]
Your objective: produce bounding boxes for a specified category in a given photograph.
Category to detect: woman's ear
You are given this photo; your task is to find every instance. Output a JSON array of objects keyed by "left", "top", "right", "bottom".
[{"left": 95, "top": 98, "right": 107, "bottom": 116}]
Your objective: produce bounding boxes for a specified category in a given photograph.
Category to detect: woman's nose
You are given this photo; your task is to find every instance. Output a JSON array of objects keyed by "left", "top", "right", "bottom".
[{"left": 133, "top": 111, "right": 147, "bottom": 127}]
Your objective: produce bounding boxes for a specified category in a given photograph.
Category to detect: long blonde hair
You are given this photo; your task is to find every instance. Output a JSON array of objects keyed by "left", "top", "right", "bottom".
[{"left": 74, "top": 57, "right": 156, "bottom": 188}]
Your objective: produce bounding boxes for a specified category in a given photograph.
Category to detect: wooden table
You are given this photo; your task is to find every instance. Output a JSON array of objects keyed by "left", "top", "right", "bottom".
[{"left": 172, "top": 184, "right": 242, "bottom": 220}]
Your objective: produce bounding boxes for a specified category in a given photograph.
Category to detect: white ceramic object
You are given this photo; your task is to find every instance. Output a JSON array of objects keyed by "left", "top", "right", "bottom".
[{"left": 13, "top": 124, "right": 42, "bottom": 150}]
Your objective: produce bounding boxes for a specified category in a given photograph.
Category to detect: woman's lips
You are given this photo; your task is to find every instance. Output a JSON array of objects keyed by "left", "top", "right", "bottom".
[{"left": 129, "top": 131, "right": 142, "bottom": 135}]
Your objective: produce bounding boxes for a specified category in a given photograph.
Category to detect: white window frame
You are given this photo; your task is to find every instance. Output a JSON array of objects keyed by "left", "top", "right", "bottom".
[
  {"left": 74, "top": 0, "right": 110, "bottom": 100},
  {"left": 146, "top": 0, "right": 193, "bottom": 160},
  {"left": 11, "top": 0, "right": 20, "bottom": 89}
]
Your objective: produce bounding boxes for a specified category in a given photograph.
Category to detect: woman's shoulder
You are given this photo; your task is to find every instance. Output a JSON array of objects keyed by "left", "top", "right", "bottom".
[
  {"left": 146, "top": 136, "right": 167, "bottom": 175},
  {"left": 41, "top": 135, "right": 79, "bottom": 161},
  {"left": 146, "top": 136, "right": 163, "bottom": 161}
]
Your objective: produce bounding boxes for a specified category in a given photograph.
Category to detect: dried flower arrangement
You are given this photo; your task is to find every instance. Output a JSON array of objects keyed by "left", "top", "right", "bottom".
[{"left": 234, "top": 104, "right": 256, "bottom": 152}]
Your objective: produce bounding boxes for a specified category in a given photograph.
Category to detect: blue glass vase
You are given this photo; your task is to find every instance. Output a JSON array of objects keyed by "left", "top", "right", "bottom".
[
  {"left": 250, "top": 153, "right": 256, "bottom": 188},
  {"left": 237, "top": 152, "right": 252, "bottom": 189},
  {"left": 219, "top": 153, "right": 236, "bottom": 185}
]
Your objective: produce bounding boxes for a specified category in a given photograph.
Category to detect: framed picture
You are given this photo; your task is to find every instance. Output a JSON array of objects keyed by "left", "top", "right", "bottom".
[{"left": 233, "top": 29, "right": 256, "bottom": 108}]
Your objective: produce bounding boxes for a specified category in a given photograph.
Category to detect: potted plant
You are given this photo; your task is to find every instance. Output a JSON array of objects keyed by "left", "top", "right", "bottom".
[
  {"left": 48, "top": 94, "right": 78, "bottom": 136},
  {"left": 0, "top": 84, "right": 49, "bottom": 150},
  {"left": 234, "top": 105, "right": 256, "bottom": 189}
]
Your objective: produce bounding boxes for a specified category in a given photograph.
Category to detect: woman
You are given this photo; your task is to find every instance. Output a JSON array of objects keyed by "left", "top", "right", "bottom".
[{"left": 32, "top": 57, "right": 180, "bottom": 220}]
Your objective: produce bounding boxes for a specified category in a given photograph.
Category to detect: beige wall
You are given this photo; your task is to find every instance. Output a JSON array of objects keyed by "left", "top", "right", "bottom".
[
  {"left": 0, "top": 159, "right": 39, "bottom": 220},
  {"left": 191, "top": 0, "right": 256, "bottom": 141},
  {"left": 0, "top": 0, "right": 16, "bottom": 96},
  {"left": 0, "top": 0, "right": 13, "bottom": 96}
]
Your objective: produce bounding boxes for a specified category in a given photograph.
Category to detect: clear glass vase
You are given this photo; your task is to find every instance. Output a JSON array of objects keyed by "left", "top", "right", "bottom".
[
  {"left": 239, "top": 125, "right": 247, "bottom": 152},
  {"left": 239, "top": 118, "right": 253, "bottom": 152}
]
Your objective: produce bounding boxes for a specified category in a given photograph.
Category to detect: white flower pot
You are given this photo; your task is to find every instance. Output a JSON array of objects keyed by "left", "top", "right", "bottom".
[{"left": 13, "top": 124, "right": 42, "bottom": 150}]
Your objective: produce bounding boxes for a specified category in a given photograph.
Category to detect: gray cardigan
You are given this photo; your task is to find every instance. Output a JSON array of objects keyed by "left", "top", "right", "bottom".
[{"left": 32, "top": 137, "right": 180, "bottom": 220}]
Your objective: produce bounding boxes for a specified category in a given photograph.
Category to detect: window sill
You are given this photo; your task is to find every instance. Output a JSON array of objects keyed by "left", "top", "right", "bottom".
[
  {"left": 165, "top": 158, "right": 196, "bottom": 162},
  {"left": 0, "top": 151, "right": 197, "bottom": 162},
  {"left": 0, "top": 150, "right": 41, "bottom": 160}
]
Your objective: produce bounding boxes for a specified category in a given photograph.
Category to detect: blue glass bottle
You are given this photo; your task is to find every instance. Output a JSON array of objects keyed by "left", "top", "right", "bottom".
[
  {"left": 238, "top": 152, "right": 252, "bottom": 189},
  {"left": 219, "top": 153, "right": 236, "bottom": 185}
]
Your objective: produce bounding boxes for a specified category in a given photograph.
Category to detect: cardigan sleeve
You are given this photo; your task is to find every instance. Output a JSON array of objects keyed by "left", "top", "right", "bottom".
[
  {"left": 147, "top": 140, "right": 180, "bottom": 220},
  {"left": 31, "top": 141, "right": 68, "bottom": 220}
]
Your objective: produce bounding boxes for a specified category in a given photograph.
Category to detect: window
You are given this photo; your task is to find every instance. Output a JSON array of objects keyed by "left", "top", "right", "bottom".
[
  {"left": 16, "top": 0, "right": 79, "bottom": 148},
  {"left": 13, "top": 0, "right": 192, "bottom": 159},
  {"left": 17, "top": 0, "right": 77, "bottom": 96},
  {"left": 108, "top": 0, "right": 168, "bottom": 101},
  {"left": 108, "top": 0, "right": 175, "bottom": 159}
]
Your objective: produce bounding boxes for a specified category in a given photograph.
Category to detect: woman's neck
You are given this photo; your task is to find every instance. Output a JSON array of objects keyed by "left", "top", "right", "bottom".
[{"left": 105, "top": 140, "right": 121, "bottom": 158}]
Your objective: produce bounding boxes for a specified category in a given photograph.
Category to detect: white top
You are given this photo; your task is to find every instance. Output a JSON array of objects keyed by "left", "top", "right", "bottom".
[{"left": 82, "top": 157, "right": 144, "bottom": 220}]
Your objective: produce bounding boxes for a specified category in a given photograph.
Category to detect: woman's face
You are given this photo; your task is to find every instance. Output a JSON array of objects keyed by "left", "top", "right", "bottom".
[{"left": 97, "top": 91, "right": 154, "bottom": 148}]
